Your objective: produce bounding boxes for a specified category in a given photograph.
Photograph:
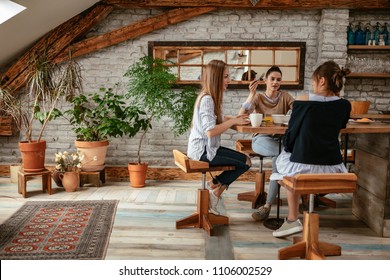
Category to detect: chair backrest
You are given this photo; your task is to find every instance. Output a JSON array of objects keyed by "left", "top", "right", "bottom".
[
  {"left": 172, "top": 149, "right": 236, "bottom": 174},
  {"left": 173, "top": 149, "right": 209, "bottom": 173},
  {"left": 236, "top": 139, "right": 263, "bottom": 158},
  {"left": 282, "top": 173, "right": 357, "bottom": 195}
]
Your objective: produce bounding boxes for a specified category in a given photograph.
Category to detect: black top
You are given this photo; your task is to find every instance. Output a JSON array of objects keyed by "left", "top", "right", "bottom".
[{"left": 283, "top": 99, "right": 351, "bottom": 165}]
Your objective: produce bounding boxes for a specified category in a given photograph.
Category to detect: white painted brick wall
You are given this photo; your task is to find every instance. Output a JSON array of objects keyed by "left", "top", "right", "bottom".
[{"left": 1, "top": 8, "right": 389, "bottom": 167}]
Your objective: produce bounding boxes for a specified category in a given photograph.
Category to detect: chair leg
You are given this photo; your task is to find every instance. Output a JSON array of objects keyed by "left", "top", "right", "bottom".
[
  {"left": 176, "top": 189, "right": 229, "bottom": 236},
  {"left": 278, "top": 211, "right": 340, "bottom": 260},
  {"left": 237, "top": 172, "right": 267, "bottom": 209}
]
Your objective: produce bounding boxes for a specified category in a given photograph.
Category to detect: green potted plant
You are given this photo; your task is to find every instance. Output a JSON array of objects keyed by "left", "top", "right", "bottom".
[
  {"left": 124, "top": 56, "right": 197, "bottom": 187},
  {"left": 4, "top": 51, "right": 83, "bottom": 172},
  {"left": 65, "top": 86, "right": 150, "bottom": 172}
]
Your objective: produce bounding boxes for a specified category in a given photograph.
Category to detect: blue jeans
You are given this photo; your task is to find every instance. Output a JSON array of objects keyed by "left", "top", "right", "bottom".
[
  {"left": 252, "top": 134, "right": 282, "bottom": 205},
  {"left": 200, "top": 146, "right": 250, "bottom": 189}
]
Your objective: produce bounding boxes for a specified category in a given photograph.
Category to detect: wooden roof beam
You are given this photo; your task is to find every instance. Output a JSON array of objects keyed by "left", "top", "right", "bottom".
[
  {"left": 2, "top": 3, "right": 114, "bottom": 93},
  {"left": 54, "top": 7, "right": 216, "bottom": 63},
  {"left": 103, "top": 0, "right": 390, "bottom": 10}
]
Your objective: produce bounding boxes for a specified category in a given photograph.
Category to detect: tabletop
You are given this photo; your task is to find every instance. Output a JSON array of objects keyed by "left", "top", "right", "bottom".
[{"left": 232, "top": 121, "right": 390, "bottom": 135}]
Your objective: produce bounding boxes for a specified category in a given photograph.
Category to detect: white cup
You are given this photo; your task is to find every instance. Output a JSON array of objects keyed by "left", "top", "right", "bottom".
[{"left": 249, "top": 113, "right": 263, "bottom": 127}]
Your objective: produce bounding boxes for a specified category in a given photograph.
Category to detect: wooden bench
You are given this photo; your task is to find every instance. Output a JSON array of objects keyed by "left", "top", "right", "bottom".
[
  {"left": 173, "top": 149, "right": 235, "bottom": 236},
  {"left": 235, "top": 139, "right": 267, "bottom": 208},
  {"left": 278, "top": 173, "right": 357, "bottom": 260}
]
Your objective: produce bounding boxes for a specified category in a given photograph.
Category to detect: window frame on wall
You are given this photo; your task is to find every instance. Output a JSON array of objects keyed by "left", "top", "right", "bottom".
[{"left": 148, "top": 41, "right": 306, "bottom": 90}]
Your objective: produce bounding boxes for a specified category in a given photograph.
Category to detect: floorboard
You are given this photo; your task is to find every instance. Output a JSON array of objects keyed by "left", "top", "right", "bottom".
[{"left": 1, "top": 176, "right": 390, "bottom": 260}]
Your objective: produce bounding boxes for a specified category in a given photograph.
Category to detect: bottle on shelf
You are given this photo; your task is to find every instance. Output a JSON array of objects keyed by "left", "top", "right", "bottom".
[
  {"left": 354, "top": 22, "right": 365, "bottom": 45},
  {"left": 381, "top": 22, "right": 389, "bottom": 46},
  {"left": 373, "top": 22, "right": 381, "bottom": 45},
  {"left": 347, "top": 23, "right": 355, "bottom": 45},
  {"left": 365, "top": 23, "right": 372, "bottom": 45}
]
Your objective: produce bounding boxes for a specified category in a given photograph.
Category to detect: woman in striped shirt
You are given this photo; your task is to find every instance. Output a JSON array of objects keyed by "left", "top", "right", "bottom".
[{"left": 187, "top": 60, "right": 251, "bottom": 215}]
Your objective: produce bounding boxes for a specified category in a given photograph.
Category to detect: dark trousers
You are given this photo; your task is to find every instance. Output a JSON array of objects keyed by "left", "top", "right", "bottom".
[{"left": 200, "top": 146, "right": 250, "bottom": 188}]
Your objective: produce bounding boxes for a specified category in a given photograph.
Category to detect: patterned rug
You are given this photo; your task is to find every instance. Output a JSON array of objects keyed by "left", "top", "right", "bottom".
[{"left": 0, "top": 200, "right": 118, "bottom": 260}]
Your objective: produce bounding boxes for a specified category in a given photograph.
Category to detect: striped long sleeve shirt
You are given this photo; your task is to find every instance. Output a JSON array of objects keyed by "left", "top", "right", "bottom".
[{"left": 187, "top": 95, "right": 221, "bottom": 161}]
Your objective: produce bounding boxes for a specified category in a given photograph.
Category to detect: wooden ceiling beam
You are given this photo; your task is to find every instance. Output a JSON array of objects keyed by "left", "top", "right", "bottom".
[
  {"left": 54, "top": 7, "right": 216, "bottom": 63},
  {"left": 103, "top": 0, "right": 390, "bottom": 10},
  {"left": 2, "top": 3, "right": 114, "bottom": 94}
]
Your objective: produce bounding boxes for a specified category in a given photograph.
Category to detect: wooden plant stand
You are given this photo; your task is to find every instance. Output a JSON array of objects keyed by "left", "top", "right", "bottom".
[{"left": 18, "top": 169, "right": 52, "bottom": 198}]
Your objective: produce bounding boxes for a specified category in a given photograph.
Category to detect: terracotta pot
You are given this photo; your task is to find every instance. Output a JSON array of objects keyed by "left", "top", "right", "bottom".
[
  {"left": 128, "top": 163, "right": 148, "bottom": 188},
  {"left": 350, "top": 100, "right": 370, "bottom": 114},
  {"left": 59, "top": 171, "right": 79, "bottom": 192},
  {"left": 75, "top": 140, "right": 109, "bottom": 171},
  {"left": 18, "top": 140, "right": 46, "bottom": 172},
  {"left": 52, "top": 170, "right": 64, "bottom": 187}
]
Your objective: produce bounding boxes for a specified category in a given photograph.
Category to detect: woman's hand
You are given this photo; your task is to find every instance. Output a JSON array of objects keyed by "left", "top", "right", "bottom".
[
  {"left": 249, "top": 80, "right": 259, "bottom": 94},
  {"left": 231, "top": 114, "right": 250, "bottom": 125}
]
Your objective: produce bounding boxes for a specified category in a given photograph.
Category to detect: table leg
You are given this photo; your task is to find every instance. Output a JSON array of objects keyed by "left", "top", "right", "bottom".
[
  {"left": 343, "top": 133, "right": 349, "bottom": 166},
  {"left": 263, "top": 183, "right": 284, "bottom": 230}
]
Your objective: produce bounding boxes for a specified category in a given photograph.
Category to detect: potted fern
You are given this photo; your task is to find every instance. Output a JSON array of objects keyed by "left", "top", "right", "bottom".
[{"left": 124, "top": 56, "right": 197, "bottom": 187}]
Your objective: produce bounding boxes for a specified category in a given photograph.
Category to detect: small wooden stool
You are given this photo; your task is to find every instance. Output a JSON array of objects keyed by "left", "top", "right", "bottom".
[
  {"left": 18, "top": 169, "right": 52, "bottom": 198},
  {"left": 173, "top": 149, "right": 235, "bottom": 236},
  {"left": 236, "top": 139, "right": 267, "bottom": 208},
  {"left": 79, "top": 168, "right": 105, "bottom": 187},
  {"left": 278, "top": 173, "right": 357, "bottom": 260}
]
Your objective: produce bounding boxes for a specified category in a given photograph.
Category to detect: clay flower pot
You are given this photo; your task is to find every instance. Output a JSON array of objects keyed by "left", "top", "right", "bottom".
[{"left": 18, "top": 140, "right": 46, "bottom": 172}]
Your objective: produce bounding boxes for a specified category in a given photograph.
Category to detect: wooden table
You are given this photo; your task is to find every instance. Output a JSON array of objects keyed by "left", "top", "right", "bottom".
[{"left": 231, "top": 120, "right": 390, "bottom": 234}]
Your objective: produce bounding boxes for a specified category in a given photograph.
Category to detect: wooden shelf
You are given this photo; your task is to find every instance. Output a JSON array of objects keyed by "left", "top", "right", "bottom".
[
  {"left": 347, "top": 73, "right": 390, "bottom": 78},
  {"left": 348, "top": 45, "right": 390, "bottom": 50}
]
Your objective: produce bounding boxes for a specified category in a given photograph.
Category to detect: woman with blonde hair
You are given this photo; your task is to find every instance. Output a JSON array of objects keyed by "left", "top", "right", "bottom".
[{"left": 187, "top": 60, "right": 251, "bottom": 215}]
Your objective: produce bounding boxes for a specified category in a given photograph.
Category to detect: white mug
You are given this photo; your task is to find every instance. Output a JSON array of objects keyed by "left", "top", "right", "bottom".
[{"left": 249, "top": 113, "right": 263, "bottom": 127}]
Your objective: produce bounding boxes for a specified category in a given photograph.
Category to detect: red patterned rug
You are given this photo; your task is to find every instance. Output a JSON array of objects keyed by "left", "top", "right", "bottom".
[{"left": 0, "top": 200, "right": 118, "bottom": 260}]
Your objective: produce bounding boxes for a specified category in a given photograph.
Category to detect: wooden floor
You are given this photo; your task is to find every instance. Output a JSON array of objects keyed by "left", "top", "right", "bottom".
[{"left": 1, "top": 176, "right": 390, "bottom": 260}]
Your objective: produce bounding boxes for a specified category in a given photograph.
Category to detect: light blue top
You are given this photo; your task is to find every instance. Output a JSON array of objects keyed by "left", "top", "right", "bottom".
[{"left": 187, "top": 95, "right": 221, "bottom": 161}]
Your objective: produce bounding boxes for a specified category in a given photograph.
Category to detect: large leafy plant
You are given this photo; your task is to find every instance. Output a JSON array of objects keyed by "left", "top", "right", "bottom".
[
  {"left": 65, "top": 87, "right": 150, "bottom": 142},
  {"left": 124, "top": 56, "right": 197, "bottom": 164}
]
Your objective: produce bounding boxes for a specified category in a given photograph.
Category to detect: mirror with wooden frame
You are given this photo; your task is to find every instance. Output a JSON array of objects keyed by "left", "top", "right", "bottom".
[{"left": 149, "top": 41, "right": 306, "bottom": 89}]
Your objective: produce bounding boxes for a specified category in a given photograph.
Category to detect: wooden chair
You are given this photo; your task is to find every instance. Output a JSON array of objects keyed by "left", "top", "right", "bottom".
[
  {"left": 278, "top": 173, "right": 357, "bottom": 260},
  {"left": 235, "top": 139, "right": 267, "bottom": 208},
  {"left": 173, "top": 149, "right": 235, "bottom": 236}
]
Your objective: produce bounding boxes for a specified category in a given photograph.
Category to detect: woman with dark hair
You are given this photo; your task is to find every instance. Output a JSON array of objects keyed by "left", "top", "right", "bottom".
[
  {"left": 187, "top": 60, "right": 251, "bottom": 215},
  {"left": 271, "top": 60, "right": 351, "bottom": 238},
  {"left": 239, "top": 66, "right": 294, "bottom": 222}
]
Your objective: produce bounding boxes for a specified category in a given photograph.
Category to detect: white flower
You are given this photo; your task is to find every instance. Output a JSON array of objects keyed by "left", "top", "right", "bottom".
[
  {"left": 55, "top": 154, "right": 62, "bottom": 162},
  {"left": 76, "top": 163, "right": 82, "bottom": 168},
  {"left": 63, "top": 151, "right": 69, "bottom": 156}
]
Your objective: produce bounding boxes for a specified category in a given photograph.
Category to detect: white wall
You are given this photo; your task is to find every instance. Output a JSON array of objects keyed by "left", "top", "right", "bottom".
[{"left": 1, "top": 8, "right": 389, "bottom": 167}]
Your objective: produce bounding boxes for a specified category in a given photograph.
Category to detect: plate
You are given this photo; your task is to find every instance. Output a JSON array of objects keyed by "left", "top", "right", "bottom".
[{"left": 349, "top": 119, "right": 374, "bottom": 124}]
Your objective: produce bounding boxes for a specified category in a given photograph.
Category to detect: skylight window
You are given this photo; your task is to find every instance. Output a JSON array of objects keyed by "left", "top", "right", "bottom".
[{"left": 0, "top": 0, "right": 26, "bottom": 24}]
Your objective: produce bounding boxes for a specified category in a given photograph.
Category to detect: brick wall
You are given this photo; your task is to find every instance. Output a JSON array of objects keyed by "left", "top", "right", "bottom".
[{"left": 1, "top": 8, "right": 389, "bottom": 167}]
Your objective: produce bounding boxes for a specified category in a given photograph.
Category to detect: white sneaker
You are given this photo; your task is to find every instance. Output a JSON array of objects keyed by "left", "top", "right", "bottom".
[
  {"left": 272, "top": 218, "right": 303, "bottom": 238},
  {"left": 208, "top": 190, "right": 220, "bottom": 215},
  {"left": 205, "top": 182, "right": 213, "bottom": 191}
]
